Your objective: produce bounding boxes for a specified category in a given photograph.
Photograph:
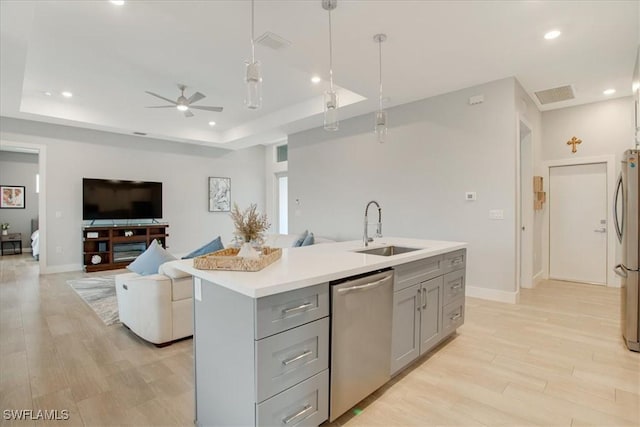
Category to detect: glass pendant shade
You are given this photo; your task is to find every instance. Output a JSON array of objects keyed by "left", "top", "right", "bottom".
[
  {"left": 375, "top": 110, "right": 387, "bottom": 143},
  {"left": 245, "top": 60, "right": 262, "bottom": 110},
  {"left": 324, "top": 90, "right": 339, "bottom": 131}
]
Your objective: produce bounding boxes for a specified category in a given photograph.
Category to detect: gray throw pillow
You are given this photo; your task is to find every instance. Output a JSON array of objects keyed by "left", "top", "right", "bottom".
[{"left": 127, "top": 240, "right": 176, "bottom": 276}]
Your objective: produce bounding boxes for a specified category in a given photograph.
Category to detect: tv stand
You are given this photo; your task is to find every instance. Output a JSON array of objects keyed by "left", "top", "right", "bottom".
[{"left": 82, "top": 223, "right": 169, "bottom": 272}]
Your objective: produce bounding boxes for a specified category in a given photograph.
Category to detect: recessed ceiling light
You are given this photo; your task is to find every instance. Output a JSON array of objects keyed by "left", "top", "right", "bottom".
[
  {"left": 311, "top": 76, "right": 321, "bottom": 84},
  {"left": 61, "top": 91, "right": 73, "bottom": 98},
  {"left": 110, "top": 0, "right": 125, "bottom": 5},
  {"left": 208, "top": 121, "right": 216, "bottom": 127},
  {"left": 544, "top": 30, "right": 561, "bottom": 40},
  {"left": 603, "top": 88, "right": 616, "bottom": 95},
  {"left": 43, "top": 91, "right": 52, "bottom": 96}
]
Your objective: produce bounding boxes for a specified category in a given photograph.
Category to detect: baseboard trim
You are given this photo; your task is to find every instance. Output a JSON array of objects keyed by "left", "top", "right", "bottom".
[
  {"left": 466, "top": 286, "right": 519, "bottom": 304},
  {"left": 532, "top": 270, "right": 544, "bottom": 287},
  {"left": 41, "top": 263, "right": 83, "bottom": 274}
]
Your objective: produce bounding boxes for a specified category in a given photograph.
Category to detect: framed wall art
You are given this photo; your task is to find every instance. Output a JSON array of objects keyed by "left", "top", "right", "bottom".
[
  {"left": 1, "top": 185, "right": 25, "bottom": 209},
  {"left": 209, "top": 177, "right": 230, "bottom": 212}
]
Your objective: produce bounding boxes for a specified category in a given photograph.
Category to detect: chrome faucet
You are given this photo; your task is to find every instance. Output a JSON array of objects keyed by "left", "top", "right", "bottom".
[{"left": 363, "top": 200, "right": 382, "bottom": 246}]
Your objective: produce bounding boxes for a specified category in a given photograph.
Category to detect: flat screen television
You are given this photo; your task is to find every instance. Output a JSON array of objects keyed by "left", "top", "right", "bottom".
[{"left": 83, "top": 178, "right": 163, "bottom": 220}]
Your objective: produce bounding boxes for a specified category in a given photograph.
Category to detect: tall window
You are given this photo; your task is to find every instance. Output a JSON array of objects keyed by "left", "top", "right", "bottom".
[{"left": 277, "top": 174, "right": 288, "bottom": 234}]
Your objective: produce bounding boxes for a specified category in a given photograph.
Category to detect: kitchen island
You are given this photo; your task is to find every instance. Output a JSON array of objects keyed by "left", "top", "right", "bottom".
[{"left": 176, "top": 237, "right": 467, "bottom": 427}]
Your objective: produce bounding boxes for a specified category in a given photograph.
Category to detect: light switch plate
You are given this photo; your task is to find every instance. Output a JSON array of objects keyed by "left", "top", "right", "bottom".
[{"left": 489, "top": 209, "right": 504, "bottom": 220}]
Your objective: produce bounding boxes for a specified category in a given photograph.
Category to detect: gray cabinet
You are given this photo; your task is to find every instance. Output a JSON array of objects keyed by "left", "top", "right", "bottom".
[
  {"left": 391, "top": 250, "right": 466, "bottom": 375},
  {"left": 419, "top": 277, "right": 443, "bottom": 355},
  {"left": 194, "top": 279, "right": 329, "bottom": 427}
]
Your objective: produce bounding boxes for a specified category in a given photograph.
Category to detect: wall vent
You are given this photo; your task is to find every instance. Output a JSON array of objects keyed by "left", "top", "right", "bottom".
[
  {"left": 255, "top": 32, "right": 291, "bottom": 50},
  {"left": 534, "top": 85, "right": 575, "bottom": 105}
]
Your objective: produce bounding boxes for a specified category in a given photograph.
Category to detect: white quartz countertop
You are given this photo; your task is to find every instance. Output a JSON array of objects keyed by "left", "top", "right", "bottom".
[{"left": 174, "top": 237, "right": 467, "bottom": 298}]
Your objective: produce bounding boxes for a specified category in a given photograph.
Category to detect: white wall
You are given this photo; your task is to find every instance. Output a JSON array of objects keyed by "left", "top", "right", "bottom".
[
  {"left": 0, "top": 151, "right": 39, "bottom": 249},
  {"left": 1, "top": 117, "right": 265, "bottom": 272},
  {"left": 289, "top": 78, "right": 520, "bottom": 298},
  {"left": 541, "top": 97, "right": 635, "bottom": 164}
]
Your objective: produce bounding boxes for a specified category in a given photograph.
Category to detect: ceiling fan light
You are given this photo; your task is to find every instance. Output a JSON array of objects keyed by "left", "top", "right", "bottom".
[
  {"left": 323, "top": 90, "right": 339, "bottom": 131},
  {"left": 177, "top": 104, "right": 188, "bottom": 111},
  {"left": 245, "top": 61, "right": 262, "bottom": 110}
]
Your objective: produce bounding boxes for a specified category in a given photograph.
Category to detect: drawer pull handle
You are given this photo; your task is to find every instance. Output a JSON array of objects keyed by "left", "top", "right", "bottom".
[
  {"left": 282, "top": 405, "right": 313, "bottom": 425},
  {"left": 417, "top": 288, "right": 422, "bottom": 312},
  {"left": 451, "top": 283, "right": 463, "bottom": 290},
  {"left": 452, "top": 257, "right": 463, "bottom": 265},
  {"left": 282, "top": 350, "right": 312, "bottom": 366},
  {"left": 282, "top": 302, "right": 313, "bottom": 315},
  {"left": 450, "top": 313, "right": 462, "bottom": 321}
]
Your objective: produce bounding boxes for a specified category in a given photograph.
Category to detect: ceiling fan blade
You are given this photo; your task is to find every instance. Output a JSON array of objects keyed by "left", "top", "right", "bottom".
[
  {"left": 145, "top": 105, "right": 175, "bottom": 108},
  {"left": 188, "top": 92, "right": 206, "bottom": 105},
  {"left": 184, "top": 110, "right": 195, "bottom": 118},
  {"left": 145, "top": 91, "right": 177, "bottom": 105},
  {"left": 190, "top": 106, "right": 224, "bottom": 112}
]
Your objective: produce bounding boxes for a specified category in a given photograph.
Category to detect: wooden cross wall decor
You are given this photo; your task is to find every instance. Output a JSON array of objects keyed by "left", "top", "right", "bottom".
[{"left": 567, "top": 136, "right": 582, "bottom": 153}]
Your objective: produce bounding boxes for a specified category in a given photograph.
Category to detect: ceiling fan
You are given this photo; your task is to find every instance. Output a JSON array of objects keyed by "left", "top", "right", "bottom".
[{"left": 145, "top": 84, "right": 223, "bottom": 117}]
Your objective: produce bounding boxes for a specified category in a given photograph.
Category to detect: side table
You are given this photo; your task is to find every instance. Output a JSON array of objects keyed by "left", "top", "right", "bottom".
[{"left": 1, "top": 233, "right": 22, "bottom": 255}]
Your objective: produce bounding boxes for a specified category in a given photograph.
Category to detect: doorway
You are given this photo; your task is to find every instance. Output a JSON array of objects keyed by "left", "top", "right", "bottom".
[
  {"left": 0, "top": 141, "right": 46, "bottom": 273},
  {"left": 518, "top": 120, "right": 534, "bottom": 289},
  {"left": 549, "top": 163, "right": 608, "bottom": 285}
]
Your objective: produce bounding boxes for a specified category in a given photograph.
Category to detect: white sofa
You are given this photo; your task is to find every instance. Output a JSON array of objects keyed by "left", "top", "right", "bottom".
[
  {"left": 115, "top": 260, "right": 193, "bottom": 346},
  {"left": 115, "top": 233, "right": 335, "bottom": 345}
]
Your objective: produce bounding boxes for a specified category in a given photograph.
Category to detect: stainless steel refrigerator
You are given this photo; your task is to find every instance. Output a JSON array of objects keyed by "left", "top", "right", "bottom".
[{"left": 614, "top": 149, "right": 640, "bottom": 352}]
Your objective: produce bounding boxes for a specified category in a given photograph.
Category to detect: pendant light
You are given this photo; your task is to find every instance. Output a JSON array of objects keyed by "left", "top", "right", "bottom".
[
  {"left": 245, "top": 0, "right": 262, "bottom": 110},
  {"left": 322, "top": 0, "right": 338, "bottom": 131},
  {"left": 374, "top": 33, "right": 387, "bottom": 143}
]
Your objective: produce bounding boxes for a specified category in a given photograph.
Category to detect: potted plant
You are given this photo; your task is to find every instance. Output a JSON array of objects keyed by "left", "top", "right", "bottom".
[
  {"left": 1, "top": 223, "right": 9, "bottom": 236},
  {"left": 230, "top": 203, "right": 270, "bottom": 258}
]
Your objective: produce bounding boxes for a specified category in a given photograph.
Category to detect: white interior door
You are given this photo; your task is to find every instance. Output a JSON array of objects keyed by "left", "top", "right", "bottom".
[{"left": 549, "top": 163, "right": 608, "bottom": 284}]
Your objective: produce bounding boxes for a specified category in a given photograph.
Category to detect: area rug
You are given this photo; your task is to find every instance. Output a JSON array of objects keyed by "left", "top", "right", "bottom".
[{"left": 67, "top": 275, "right": 120, "bottom": 326}]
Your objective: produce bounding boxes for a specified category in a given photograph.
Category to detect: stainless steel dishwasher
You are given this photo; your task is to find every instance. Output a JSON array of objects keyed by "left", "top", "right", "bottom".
[{"left": 329, "top": 269, "right": 393, "bottom": 421}]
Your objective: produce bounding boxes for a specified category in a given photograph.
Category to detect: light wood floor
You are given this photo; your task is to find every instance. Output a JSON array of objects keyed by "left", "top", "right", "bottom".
[{"left": 1, "top": 254, "right": 638, "bottom": 426}]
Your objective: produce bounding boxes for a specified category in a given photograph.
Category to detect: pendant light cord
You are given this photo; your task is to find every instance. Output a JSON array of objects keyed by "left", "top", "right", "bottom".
[
  {"left": 378, "top": 39, "right": 383, "bottom": 111},
  {"left": 250, "top": 0, "right": 256, "bottom": 63},
  {"left": 328, "top": 9, "right": 334, "bottom": 91}
]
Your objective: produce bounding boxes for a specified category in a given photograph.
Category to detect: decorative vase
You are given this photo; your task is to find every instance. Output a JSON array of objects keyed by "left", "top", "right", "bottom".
[{"left": 237, "top": 242, "right": 260, "bottom": 259}]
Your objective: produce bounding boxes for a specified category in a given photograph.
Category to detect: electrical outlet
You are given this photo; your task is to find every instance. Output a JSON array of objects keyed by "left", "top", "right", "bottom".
[
  {"left": 465, "top": 192, "right": 477, "bottom": 201},
  {"left": 55, "top": 246, "right": 63, "bottom": 253}
]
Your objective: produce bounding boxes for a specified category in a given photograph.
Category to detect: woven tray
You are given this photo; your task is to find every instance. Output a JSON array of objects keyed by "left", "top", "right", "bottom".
[{"left": 193, "top": 246, "right": 282, "bottom": 272}]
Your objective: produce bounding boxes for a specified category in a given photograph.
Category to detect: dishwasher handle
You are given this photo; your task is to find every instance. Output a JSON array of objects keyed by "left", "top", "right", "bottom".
[{"left": 337, "top": 277, "right": 389, "bottom": 294}]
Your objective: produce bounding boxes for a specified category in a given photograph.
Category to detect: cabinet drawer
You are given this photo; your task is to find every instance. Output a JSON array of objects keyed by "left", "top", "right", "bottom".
[
  {"left": 443, "top": 270, "right": 465, "bottom": 306},
  {"left": 256, "top": 370, "right": 328, "bottom": 427},
  {"left": 394, "top": 255, "right": 442, "bottom": 291},
  {"left": 256, "top": 318, "right": 329, "bottom": 403},
  {"left": 441, "top": 300, "right": 465, "bottom": 337},
  {"left": 442, "top": 249, "right": 466, "bottom": 274},
  {"left": 256, "top": 283, "right": 329, "bottom": 339}
]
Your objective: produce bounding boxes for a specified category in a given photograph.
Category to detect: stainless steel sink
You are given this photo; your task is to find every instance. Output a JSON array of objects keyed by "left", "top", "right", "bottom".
[{"left": 354, "top": 245, "right": 421, "bottom": 256}]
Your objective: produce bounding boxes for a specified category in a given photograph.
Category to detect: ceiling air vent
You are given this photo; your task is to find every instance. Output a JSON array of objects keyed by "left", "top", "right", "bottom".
[
  {"left": 255, "top": 32, "right": 291, "bottom": 50},
  {"left": 534, "top": 85, "right": 575, "bottom": 105}
]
